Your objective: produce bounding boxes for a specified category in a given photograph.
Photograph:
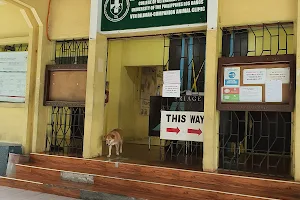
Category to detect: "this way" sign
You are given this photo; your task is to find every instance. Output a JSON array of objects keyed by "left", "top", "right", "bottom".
[{"left": 160, "top": 110, "right": 204, "bottom": 142}]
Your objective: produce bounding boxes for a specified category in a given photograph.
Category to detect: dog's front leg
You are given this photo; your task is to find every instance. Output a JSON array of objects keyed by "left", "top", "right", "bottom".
[
  {"left": 120, "top": 141, "right": 123, "bottom": 154},
  {"left": 107, "top": 145, "right": 112, "bottom": 157},
  {"left": 115, "top": 143, "right": 120, "bottom": 156}
]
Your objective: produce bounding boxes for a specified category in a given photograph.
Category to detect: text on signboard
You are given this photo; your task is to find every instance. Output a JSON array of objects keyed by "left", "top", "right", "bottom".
[{"left": 166, "top": 114, "right": 204, "bottom": 123}]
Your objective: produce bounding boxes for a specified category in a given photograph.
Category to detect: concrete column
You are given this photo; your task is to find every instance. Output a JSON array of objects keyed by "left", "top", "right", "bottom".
[
  {"left": 203, "top": 0, "right": 220, "bottom": 172},
  {"left": 105, "top": 41, "right": 123, "bottom": 133},
  {"left": 6, "top": 0, "right": 43, "bottom": 154},
  {"left": 293, "top": 0, "right": 300, "bottom": 181},
  {"left": 83, "top": 34, "right": 107, "bottom": 158},
  {"left": 19, "top": 0, "right": 55, "bottom": 154},
  {"left": 203, "top": 29, "right": 221, "bottom": 172}
]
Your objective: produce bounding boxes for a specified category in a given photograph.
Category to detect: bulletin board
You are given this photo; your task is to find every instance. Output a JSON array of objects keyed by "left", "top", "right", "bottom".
[
  {"left": 217, "top": 54, "right": 295, "bottom": 112},
  {"left": 44, "top": 64, "right": 87, "bottom": 107}
]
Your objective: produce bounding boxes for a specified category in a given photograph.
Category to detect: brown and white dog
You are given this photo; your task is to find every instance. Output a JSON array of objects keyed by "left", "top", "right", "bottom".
[{"left": 104, "top": 128, "right": 123, "bottom": 158}]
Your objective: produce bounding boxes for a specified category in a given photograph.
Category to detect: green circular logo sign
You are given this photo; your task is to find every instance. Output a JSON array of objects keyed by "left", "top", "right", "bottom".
[{"left": 104, "top": 0, "right": 130, "bottom": 22}]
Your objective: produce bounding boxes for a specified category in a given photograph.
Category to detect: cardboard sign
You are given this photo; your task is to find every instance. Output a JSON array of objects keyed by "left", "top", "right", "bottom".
[{"left": 160, "top": 110, "right": 204, "bottom": 142}]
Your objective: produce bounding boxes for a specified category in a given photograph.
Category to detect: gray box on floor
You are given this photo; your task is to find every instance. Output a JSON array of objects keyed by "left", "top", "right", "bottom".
[{"left": 0, "top": 142, "right": 22, "bottom": 176}]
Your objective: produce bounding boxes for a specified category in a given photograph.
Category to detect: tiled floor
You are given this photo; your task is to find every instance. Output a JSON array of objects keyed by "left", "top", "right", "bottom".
[{"left": 0, "top": 186, "right": 80, "bottom": 200}]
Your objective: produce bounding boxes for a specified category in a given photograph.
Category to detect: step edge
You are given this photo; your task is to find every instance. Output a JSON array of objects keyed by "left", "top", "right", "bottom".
[
  {"left": 0, "top": 176, "right": 154, "bottom": 200},
  {"left": 0, "top": 176, "right": 43, "bottom": 185},
  {"left": 0, "top": 176, "right": 84, "bottom": 192},
  {"left": 16, "top": 163, "right": 279, "bottom": 200},
  {"left": 16, "top": 164, "right": 97, "bottom": 176},
  {"left": 30, "top": 153, "right": 298, "bottom": 185},
  {"left": 0, "top": 176, "right": 81, "bottom": 199}
]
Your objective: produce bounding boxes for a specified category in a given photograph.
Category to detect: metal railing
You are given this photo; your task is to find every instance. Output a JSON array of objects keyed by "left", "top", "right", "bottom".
[
  {"left": 160, "top": 33, "right": 206, "bottom": 165},
  {"left": 55, "top": 39, "right": 89, "bottom": 64},
  {"left": 46, "top": 107, "right": 85, "bottom": 157}
]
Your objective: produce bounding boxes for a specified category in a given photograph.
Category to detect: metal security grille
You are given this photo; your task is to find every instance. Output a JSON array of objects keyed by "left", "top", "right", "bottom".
[
  {"left": 219, "top": 23, "right": 294, "bottom": 177},
  {"left": 163, "top": 33, "right": 206, "bottom": 92},
  {"left": 0, "top": 44, "right": 28, "bottom": 52},
  {"left": 221, "top": 23, "right": 293, "bottom": 57},
  {"left": 160, "top": 33, "right": 206, "bottom": 166},
  {"left": 45, "top": 107, "right": 85, "bottom": 157},
  {"left": 45, "top": 39, "right": 88, "bottom": 157},
  {"left": 55, "top": 39, "right": 89, "bottom": 64}
]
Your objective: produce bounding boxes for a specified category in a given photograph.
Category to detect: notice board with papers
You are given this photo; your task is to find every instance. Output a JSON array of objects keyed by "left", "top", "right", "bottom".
[{"left": 217, "top": 54, "right": 295, "bottom": 112}]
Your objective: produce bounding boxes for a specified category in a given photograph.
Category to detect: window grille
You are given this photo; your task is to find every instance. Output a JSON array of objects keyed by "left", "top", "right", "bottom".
[{"left": 219, "top": 23, "right": 294, "bottom": 178}]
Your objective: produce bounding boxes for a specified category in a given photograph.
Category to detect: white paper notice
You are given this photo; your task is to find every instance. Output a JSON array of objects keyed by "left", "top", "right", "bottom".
[
  {"left": 265, "top": 80, "right": 282, "bottom": 102},
  {"left": 239, "top": 86, "right": 262, "bottom": 102},
  {"left": 243, "top": 68, "right": 266, "bottom": 84},
  {"left": 163, "top": 70, "right": 181, "bottom": 84},
  {"left": 0, "top": 51, "right": 28, "bottom": 72},
  {"left": 266, "top": 68, "right": 290, "bottom": 84},
  {"left": 162, "top": 84, "right": 180, "bottom": 97}
]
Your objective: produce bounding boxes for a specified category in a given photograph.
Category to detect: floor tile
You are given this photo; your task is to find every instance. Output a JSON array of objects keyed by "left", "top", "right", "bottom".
[{"left": 0, "top": 187, "right": 80, "bottom": 200}]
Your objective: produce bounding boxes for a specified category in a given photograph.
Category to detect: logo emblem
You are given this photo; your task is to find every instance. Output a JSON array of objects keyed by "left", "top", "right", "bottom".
[
  {"left": 104, "top": 0, "right": 130, "bottom": 22},
  {"left": 228, "top": 71, "right": 235, "bottom": 78}
]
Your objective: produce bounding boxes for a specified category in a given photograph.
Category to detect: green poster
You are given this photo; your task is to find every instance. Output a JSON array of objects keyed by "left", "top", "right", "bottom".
[
  {"left": 101, "top": 0, "right": 207, "bottom": 31},
  {"left": 222, "top": 94, "right": 240, "bottom": 102}
]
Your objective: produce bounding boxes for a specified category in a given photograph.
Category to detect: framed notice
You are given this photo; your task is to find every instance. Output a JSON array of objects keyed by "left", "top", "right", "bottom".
[
  {"left": 217, "top": 54, "right": 295, "bottom": 112},
  {"left": 44, "top": 64, "right": 87, "bottom": 107},
  {"left": 0, "top": 51, "right": 28, "bottom": 103}
]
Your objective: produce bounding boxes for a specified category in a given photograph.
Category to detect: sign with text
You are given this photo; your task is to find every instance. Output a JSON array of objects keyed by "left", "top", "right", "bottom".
[
  {"left": 0, "top": 51, "right": 28, "bottom": 103},
  {"left": 243, "top": 68, "right": 266, "bottom": 84},
  {"left": 224, "top": 67, "right": 240, "bottom": 87},
  {"left": 162, "top": 70, "right": 181, "bottom": 97},
  {"left": 222, "top": 87, "right": 239, "bottom": 102},
  {"left": 160, "top": 110, "right": 204, "bottom": 142},
  {"left": 266, "top": 68, "right": 290, "bottom": 84},
  {"left": 101, "top": 0, "right": 207, "bottom": 32}
]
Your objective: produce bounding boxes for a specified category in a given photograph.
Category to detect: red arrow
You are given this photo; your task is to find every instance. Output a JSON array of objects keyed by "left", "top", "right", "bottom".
[
  {"left": 166, "top": 127, "right": 180, "bottom": 134},
  {"left": 187, "top": 128, "right": 202, "bottom": 135}
]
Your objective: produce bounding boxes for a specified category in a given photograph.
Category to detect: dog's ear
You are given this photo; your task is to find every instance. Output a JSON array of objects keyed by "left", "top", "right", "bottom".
[
  {"left": 103, "top": 135, "right": 107, "bottom": 140},
  {"left": 111, "top": 135, "right": 115, "bottom": 139}
]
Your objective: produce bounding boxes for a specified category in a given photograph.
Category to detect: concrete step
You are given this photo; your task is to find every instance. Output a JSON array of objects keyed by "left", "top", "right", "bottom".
[
  {"left": 26, "top": 153, "right": 300, "bottom": 200},
  {"left": 14, "top": 163, "right": 279, "bottom": 200},
  {"left": 0, "top": 176, "right": 80, "bottom": 199}
]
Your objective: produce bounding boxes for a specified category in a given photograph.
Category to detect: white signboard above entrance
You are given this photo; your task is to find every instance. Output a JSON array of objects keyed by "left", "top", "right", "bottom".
[{"left": 160, "top": 110, "right": 204, "bottom": 142}]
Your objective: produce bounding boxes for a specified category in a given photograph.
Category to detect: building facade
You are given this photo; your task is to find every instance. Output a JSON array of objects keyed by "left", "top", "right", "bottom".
[{"left": 0, "top": 0, "right": 300, "bottom": 181}]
